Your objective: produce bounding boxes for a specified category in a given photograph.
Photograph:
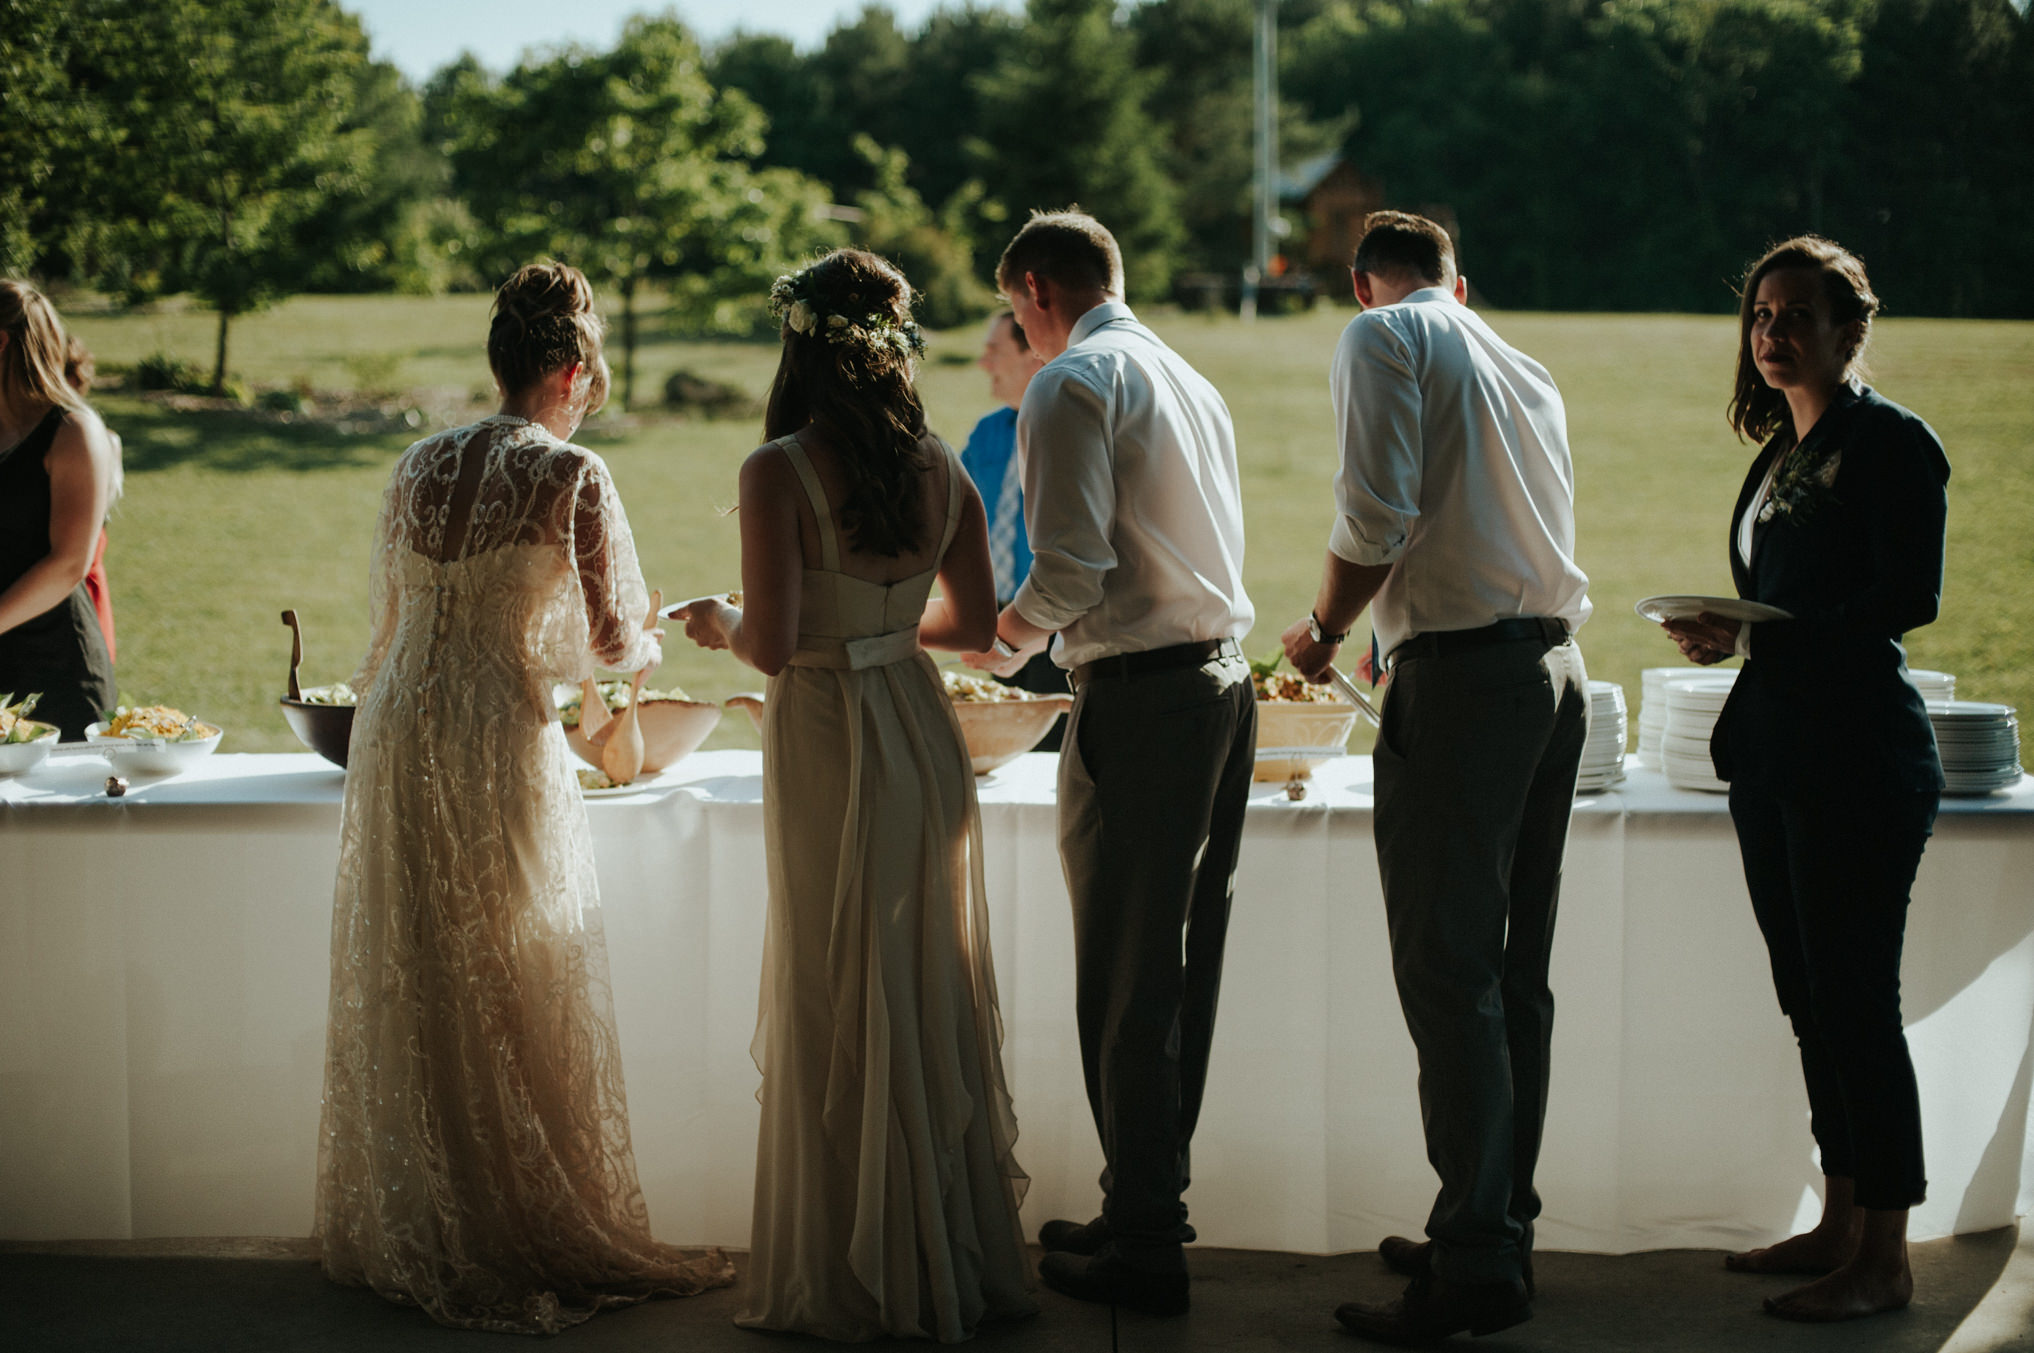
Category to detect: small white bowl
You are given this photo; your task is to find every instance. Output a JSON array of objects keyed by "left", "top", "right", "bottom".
[
  {"left": 0, "top": 722, "right": 60, "bottom": 775},
  {"left": 86, "top": 719, "right": 224, "bottom": 775}
]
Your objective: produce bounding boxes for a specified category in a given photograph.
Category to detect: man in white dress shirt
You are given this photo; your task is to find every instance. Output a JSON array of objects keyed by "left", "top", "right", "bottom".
[
  {"left": 1281, "top": 212, "right": 1591, "bottom": 1344},
  {"left": 979, "top": 210, "right": 1254, "bottom": 1316}
]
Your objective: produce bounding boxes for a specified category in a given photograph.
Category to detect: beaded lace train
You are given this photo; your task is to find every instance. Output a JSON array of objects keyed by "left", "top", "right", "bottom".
[{"left": 315, "top": 416, "right": 732, "bottom": 1333}]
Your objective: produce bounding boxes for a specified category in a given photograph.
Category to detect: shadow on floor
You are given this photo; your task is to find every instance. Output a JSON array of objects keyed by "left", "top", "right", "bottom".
[{"left": 1, "top": 1231, "right": 2029, "bottom": 1353}]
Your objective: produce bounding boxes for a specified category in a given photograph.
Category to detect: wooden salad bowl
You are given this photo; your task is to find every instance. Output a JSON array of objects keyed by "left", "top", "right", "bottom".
[
  {"left": 949, "top": 695, "right": 1073, "bottom": 775},
  {"left": 564, "top": 698, "right": 721, "bottom": 775},
  {"left": 279, "top": 699, "right": 356, "bottom": 769},
  {"left": 724, "top": 690, "right": 1071, "bottom": 776}
]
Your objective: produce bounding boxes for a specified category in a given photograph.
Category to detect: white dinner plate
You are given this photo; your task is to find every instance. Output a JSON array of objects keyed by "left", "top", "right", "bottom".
[
  {"left": 659, "top": 593, "right": 736, "bottom": 621},
  {"left": 582, "top": 780, "right": 661, "bottom": 798},
  {"left": 1635, "top": 595, "right": 1794, "bottom": 625}
]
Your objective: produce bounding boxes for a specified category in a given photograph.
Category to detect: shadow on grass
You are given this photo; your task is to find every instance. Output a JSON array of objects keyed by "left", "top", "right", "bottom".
[{"left": 112, "top": 403, "right": 405, "bottom": 475}]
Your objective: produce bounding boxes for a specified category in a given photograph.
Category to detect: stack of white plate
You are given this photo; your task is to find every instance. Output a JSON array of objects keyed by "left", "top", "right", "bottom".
[
  {"left": 1928, "top": 701, "right": 2022, "bottom": 794},
  {"left": 1661, "top": 676, "right": 1738, "bottom": 792},
  {"left": 1576, "top": 680, "right": 1628, "bottom": 792},
  {"left": 1907, "top": 669, "right": 1955, "bottom": 702},
  {"left": 1637, "top": 666, "right": 1737, "bottom": 769}
]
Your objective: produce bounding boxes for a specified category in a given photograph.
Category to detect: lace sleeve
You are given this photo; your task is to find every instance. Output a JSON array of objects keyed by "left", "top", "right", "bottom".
[
  {"left": 573, "top": 454, "right": 660, "bottom": 672},
  {"left": 351, "top": 472, "right": 402, "bottom": 691}
]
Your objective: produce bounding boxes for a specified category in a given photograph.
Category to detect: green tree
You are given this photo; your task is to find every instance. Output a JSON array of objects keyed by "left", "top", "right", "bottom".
[
  {"left": 0, "top": 0, "right": 79, "bottom": 279},
  {"left": 449, "top": 15, "right": 831, "bottom": 407},
  {"left": 974, "top": 0, "right": 1184, "bottom": 299},
  {"left": 289, "top": 56, "right": 475, "bottom": 295},
  {"left": 847, "top": 137, "right": 996, "bottom": 329},
  {"left": 81, "top": 0, "right": 373, "bottom": 391}
]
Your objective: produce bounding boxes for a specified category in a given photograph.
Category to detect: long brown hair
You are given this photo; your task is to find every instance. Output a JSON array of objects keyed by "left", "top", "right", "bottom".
[
  {"left": 1, "top": 280, "right": 88, "bottom": 417},
  {"left": 764, "top": 250, "right": 930, "bottom": 558},
  {"left": 1728, "top": 236, "right": 1878, "bottom": 444},
  {"left": 488, "top": 262, "right": 609, "bottom": 413}
]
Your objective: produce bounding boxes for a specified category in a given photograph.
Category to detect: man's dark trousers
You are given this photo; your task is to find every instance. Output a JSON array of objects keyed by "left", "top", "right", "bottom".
[
  {"left": 1057, "top": 645, "right": 1256, "bottom": 1268},
  {"left": 1372, "top": 630, "right": 1588, "bottom": 1286}
]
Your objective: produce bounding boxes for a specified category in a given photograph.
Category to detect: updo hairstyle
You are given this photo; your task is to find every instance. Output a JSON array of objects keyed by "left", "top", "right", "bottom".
[
  {"left": 0, "top": 279, "right": 86, "bottom": 415},
  {"left": 1729, "top": 236, "right": 1879, "bottom": 443},
  {"left": 763, "top": 249, "right": 931, "bottom": 559},
  {"left": 488, "top": 262, "right": 609, "bottom": 414}
]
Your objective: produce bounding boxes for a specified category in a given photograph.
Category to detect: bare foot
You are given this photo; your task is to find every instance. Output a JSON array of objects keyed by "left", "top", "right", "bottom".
[
  {"left": 1724, "top": 1228, "right": 1855, "bottom": 1275},
  {"left": 1762, "top": 1257, "right": 1913, "bottom": 1321}
]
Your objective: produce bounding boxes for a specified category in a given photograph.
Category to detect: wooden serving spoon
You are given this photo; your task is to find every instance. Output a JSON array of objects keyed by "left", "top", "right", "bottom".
[
  {"left": 600, "top": 589, "right": 661, "bottom": 785},
  {"left": 281, "top": 610, "right": 304, "bottom": 701},
  {"left": 578, "top": 676, "right": 612, "bottom": 743}
]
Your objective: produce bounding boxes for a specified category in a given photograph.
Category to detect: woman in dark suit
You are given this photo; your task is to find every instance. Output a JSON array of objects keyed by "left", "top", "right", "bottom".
[{"left": 1663, "top": 236, "right": 1947, "bottom": 1323}]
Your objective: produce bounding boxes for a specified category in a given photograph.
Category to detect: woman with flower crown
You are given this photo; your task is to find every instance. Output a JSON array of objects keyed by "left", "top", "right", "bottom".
[
  {"left": 1659, "top": 237, "right": 1948, "bottom": 1323},
  {"left": 678, "top": 249, "right": 1036, "bottom": 1340}
]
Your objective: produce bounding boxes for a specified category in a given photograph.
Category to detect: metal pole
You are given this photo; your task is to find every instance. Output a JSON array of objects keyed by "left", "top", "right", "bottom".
[{"left": 1244, "top": 0, "right": 1278, "bottom": 321}]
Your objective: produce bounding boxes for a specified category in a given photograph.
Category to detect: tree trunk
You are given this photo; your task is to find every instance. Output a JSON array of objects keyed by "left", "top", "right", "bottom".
[
  {"left": 620, "top": 273, "right": 638, "bottom": 413},
  {"left": 212, "top": 307, "right": 231, "bottom": 396}
]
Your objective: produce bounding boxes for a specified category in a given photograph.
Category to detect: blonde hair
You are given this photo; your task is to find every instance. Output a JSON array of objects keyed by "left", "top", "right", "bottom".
[{"left": 1, "top": 280, "right": 87, "bottom": 416}]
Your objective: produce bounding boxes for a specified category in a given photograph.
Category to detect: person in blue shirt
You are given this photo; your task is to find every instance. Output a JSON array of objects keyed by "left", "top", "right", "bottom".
[{"left": 959, "top": 310, "right": 1068, "bottom": 736}]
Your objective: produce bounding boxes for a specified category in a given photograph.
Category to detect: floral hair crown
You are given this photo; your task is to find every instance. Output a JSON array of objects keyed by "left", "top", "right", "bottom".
[{"left": 769, "top": 270, "right": 927, "bottom": 359}]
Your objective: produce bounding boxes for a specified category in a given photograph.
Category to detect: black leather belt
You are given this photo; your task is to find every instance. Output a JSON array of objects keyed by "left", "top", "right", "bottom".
[
  {"left": 1072, "top": 638, "right": 1240, "bottom": 688},
  {"left": 1391, "top": 617, "right": 1568, "bottom": 666}
]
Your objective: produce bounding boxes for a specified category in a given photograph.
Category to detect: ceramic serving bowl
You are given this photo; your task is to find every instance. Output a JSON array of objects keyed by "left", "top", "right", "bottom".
[
  {"left": 85, "top": 719, "right": 224, "bottom": 775},
  {"left": 1252, "top": 698, "right": 1362, "bottom": 782},
  {"left": 279, "top": 698, "right": 356, "bottom": 768},
  {"left": 0, "top": 722, "right": 61, "bottom": 775},
  {"left": 563, "top": 698, "right": 722, "bottom": 775}
]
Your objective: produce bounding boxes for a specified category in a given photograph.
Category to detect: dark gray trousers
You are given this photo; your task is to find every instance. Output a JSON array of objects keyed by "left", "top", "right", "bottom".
[
  {"left": 1372, "top": 636, "right": 1588, "bottom": 1285},
  {"left": 1057, "top": 648, "right": 1256, "bottom": 1267}
]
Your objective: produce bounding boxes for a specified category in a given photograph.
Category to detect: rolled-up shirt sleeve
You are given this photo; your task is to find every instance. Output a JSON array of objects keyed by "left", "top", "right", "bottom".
[
  {"left": 1012, "top": 365, "right": 1118, "bottom": 632},
  {"left": 1328, "top": 315, "right": 1424, "bottom": 566}
]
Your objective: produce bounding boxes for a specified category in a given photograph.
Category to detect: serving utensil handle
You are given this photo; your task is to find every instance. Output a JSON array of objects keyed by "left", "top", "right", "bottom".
[
  {"left": 281, "top": 610, "right": 303, "bottom": 701},
  {"left": 1324, "top": 664, "right": 1384, "bottom": 727}
]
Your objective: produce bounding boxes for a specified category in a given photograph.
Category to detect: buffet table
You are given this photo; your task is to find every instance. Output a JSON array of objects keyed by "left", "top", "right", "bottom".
[{"left": 4, "top": 750, "right": 2031, "bottom": 1255}]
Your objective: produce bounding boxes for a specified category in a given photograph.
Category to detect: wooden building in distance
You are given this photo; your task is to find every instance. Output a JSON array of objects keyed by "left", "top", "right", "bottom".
[{"left": 1281, "top": 152, "right": 1461, "bottom": 282}]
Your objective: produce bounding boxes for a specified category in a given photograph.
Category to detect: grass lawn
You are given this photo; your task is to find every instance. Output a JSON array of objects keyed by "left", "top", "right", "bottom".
[{"left": 61, "top": 293, "right": 2034, "bottom": 758}]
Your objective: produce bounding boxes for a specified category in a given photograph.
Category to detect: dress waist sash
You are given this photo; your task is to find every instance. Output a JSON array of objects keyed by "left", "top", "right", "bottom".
[{"left": 787, "top": 625, "right": 922, "bottom": 670}]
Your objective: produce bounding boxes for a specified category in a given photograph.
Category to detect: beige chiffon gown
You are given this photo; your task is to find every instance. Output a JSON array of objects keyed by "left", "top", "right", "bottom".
[
  {"left": 737, "top": 436, "right": 1035, "bottom": 1341},
  {"left": 316, "top": 415, "right": 733, "bottom": 1333}
]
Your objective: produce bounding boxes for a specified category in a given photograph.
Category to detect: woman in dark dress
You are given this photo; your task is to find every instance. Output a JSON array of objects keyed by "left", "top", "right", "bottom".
[
  {"left": 0, "top": 281, "right": 119, "bottom": 739},
  {"left": 1662, "top": 236, "right": 1948, "bottom": 1322}
]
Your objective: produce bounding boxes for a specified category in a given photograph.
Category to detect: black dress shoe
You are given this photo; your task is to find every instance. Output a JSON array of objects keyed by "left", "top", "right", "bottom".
[
  {"left": 1039, "top": 1216, "right": 1111, "bottom": 1255},
  {"left": 1039, "top": 1248, "right": 1189, "bottom": 1317},
  {"left": 1376, "top": 1236, "right": 1535, "bottom": 1300},
  {"left": 1335, "top": 1272, "right": 1530, "bottom": 1346},
  {"left": 1038, "top": 1215, "right": 1198, "bottom": 1254}
]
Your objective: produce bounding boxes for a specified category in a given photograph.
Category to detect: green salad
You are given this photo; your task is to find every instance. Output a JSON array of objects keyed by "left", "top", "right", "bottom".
[{"left": 554, "top": 679, "right": 695, "bottom": 728}]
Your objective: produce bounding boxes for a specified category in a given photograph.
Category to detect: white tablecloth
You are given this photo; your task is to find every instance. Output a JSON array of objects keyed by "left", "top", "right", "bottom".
[{"left": 4, "top": 750, "right": 2030, "bottom": 1253}]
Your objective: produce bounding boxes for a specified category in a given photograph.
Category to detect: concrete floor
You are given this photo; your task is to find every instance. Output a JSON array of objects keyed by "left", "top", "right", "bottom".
[{"left": 3, "top": 1222, "right": 2030, "bottom": 1352}]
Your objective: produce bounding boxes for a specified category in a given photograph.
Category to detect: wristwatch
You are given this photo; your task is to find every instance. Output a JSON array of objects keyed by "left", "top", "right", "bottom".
[{"left": 1307, "top": 612, "right": 1348, "bottom": 646}]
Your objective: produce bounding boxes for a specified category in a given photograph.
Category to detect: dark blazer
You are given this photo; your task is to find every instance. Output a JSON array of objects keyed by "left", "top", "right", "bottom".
[{"left": 1710, "top": 384, "right": 1949, "bottom": 795}]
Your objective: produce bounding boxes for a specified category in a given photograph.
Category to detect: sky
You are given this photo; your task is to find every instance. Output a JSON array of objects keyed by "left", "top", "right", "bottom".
[{"left": 345, "top": 0, "right": 1025, "bottom": 82}]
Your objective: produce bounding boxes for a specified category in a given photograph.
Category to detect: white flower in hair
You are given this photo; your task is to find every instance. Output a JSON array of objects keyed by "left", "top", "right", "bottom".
[
  {"left": 787, "top": 300, "right": 815, "bottom": 335},
  {"left": 827, "top": 314, "right": 850, "bottom": 332}
]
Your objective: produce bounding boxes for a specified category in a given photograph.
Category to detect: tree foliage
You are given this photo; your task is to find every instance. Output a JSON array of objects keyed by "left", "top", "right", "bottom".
[
  {"left": 443, "top": 15, "right": 835, "bottom": 406},
  {"left": 76, "top": 0, "right": 374, "bottom": 390}
]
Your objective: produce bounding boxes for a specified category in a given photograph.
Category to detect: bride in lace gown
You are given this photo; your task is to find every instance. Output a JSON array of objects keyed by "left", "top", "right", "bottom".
[
  {"left": 679, "top": 250, "right": 1036, "bottom": 1341},
  {"left": 317, "top": 264, "right": 733, "bottom": 1333}
]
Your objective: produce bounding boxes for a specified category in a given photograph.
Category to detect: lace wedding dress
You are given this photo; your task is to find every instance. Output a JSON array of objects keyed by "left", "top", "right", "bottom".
[
  {"left": 316, "top": 414, "right": 732, "bottom": 1333},
  {"left": 738, "top": 436, "right": 1036, "bottom": 1341}
]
